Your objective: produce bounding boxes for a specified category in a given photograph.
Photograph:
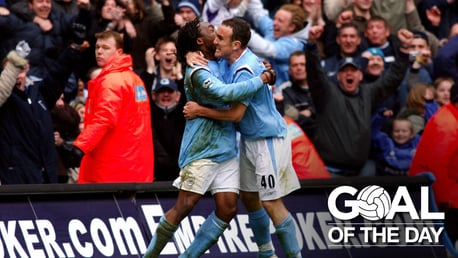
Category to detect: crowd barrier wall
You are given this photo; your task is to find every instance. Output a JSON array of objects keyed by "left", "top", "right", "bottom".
[{"left": 0, "top": 176, "right": 448, "bottom": 258}]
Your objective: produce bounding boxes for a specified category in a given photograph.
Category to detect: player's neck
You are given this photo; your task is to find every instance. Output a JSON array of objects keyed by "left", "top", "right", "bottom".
[{"left": 227, "top": 48, "right": 245, "bottom": 65}]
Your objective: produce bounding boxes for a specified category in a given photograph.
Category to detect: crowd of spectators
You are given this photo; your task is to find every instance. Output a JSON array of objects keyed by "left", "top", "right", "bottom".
[{"left": 0, "top": 0, "right": 458, "bottom": 207}]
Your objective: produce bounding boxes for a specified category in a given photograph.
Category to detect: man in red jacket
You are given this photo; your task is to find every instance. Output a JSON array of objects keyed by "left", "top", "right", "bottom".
[
  {"left": 74, "top": 31, "right": 154, "bottom": 183},
  {"left": 410, "top": 79, "right": 458, "bottom": 246}
]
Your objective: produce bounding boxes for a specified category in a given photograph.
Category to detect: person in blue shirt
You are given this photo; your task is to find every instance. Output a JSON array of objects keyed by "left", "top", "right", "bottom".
[
  {"left": 183, "top": 18, "right": 302, "bottom": 258},
  {"left": 371, "top": 109, "right": 421, "bottom": 176},
  {"left": 247, "top": 4, "right": 310, "bottom": 88},
  {"left": 143, "top": 19, "right": 276, "bottom": 258}
]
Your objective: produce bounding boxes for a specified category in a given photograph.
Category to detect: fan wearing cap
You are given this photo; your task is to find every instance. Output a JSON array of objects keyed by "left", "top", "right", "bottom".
[
  {"left": 305, "top": 25, "right": 413, "bottom": 176},
  {"left": 151, "top": 77, "right": 185, "bottom": 181},
  {"left": 336, "top": 57, "right": 364, "bottom": 95},
  {"left": 362, "top": 47, "right": 385, "bottom": 82},
  {"left": 176, "top": 0, "right": 202, "bottom": 26},
  {"left": 410, "top": 80, "right": 458, "bottom": 246}
]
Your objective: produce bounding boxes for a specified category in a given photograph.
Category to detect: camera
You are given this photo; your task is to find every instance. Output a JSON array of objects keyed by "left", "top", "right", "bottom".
[{"left": 409, "top": 51, "right": 419, "bottom": 62}]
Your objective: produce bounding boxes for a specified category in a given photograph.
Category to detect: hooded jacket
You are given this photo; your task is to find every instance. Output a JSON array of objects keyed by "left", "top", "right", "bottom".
[{"left": 74, "top": 54, "right": 154, "bottom": 183}]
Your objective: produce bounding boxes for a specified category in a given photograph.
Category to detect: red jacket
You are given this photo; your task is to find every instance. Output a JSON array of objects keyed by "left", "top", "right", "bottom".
[
  {"left": 74, "top": 54, "right": 154, "bottom": 183},
  {"left": 284, "top": 116, "right": 330, "bottom": 179},
  {"left": 410, "top": 103, "right": 458, "bottom": 207}
]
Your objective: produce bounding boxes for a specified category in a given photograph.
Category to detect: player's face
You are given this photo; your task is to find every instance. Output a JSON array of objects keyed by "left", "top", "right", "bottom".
[
  {"left": 199, "top": 22, "right": 217, "bottom": 57},
  {"left": 214, "top": 24, "right": 233, "bottom": 60}
]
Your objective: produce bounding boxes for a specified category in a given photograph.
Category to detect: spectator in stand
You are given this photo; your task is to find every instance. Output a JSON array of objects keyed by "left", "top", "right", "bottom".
[
  {"left": 0, "top": 43, "right": 28, "bottom": 107},
  {"left": 0, "top": 0, "right": 90, "bottom": 80},
  {"left": 448, "top": 23, "right": 458, "bottom": 39},
  {"left": 139, "top": 38, "right": 184, "bottom": 105},
  {"left": 305, "top": 25, "right": 412, "bottom": 177},
  {"left": 371, "top": 109, "right": 420, "bottom": 176},
  {"left": 322, "top": 0, "right": 349, "bottom": 22},
  {"left": 434, "top": 77, "right": 454, "bottom": 106},
  {"left": 71, "top": 98, "right": 85, "bottom": 133},
  {"left": 51, "top": 93, "right": 81, "bottom": 183},
  {"left": 397, "top": 83, "right": 439, "bottom": 135},
  {"left": 410, "top": 80, "right": 458, "bottom": 248},
  {"left": 150, "top": 77, "right": 185, "bottom": 181},
  {"left": 281, "top": 50, "right": 317, "bottom": 137},
  {"left": 301, "top": 0, "right": 325, "bottom": 26},
  {"left": 73, "top": 31, "right": 154, "bottom": 183},
  {"left": 335, "top": 0, "right": 378, "bottom": 33},
  {"left": 433, "top": 35, "right": 458, "bottom": 80},
  {"left": 397, "top": 30, "right": 434, "bottom": 109},
  {"left": 370, "top": 0, "right": 410, "bottom": 34},
  {"left": 119, "top": 0, "right": 178, "bottom": 72},
  {"left": 361, "top": 47, "right": 384, "bottom": 83},
  {"left": 79, "top": 0, "right": 132, "bottom": 81},
  {"left": 322, "top": 22, "right": 362, "bottom": 83},
  {"left": 418, "top": 0, "right": 458, "bottom": 40},
  {"left": 324, "top": 0, "right": 422, "bottom": 34},
  {"left": 0, "top": 40, "right": 83, "bottom": 184},
  {"left": 9, "top": 0, "right": 81, "bottom": 16},
  {"left": 247, "top": 3, "right": 309, "bottom": 87},
  {"left": 201, "top": 0, "right": 249, "bottom": 27},
  {"left": 362, "top": 15, "right": 401, "bottom": 70},
  {"left": 404, "top": 0, "right": 441, "bottom": 58},
  {"left": 174, "top": 0, "right": 201, "bottom": 30}
]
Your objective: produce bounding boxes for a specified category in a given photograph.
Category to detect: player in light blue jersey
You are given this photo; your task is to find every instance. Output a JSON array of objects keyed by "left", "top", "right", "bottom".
[
  {"left": 143, "top": 19, "right": 276, "bottom": 258},
  {"left": 183, "top": 18, "right": 302, "bottom": 258}
]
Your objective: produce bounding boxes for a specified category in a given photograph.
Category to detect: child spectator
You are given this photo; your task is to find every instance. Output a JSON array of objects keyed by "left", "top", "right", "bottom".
[
  {"left": 397, "top": 83, "right": 439, "bottom": 135},
  {"left": 371, "top": 110, "right": 420, "bottom": 176},
  {"left": 434, "top": 76, "right": 454, "bottom": 106}
]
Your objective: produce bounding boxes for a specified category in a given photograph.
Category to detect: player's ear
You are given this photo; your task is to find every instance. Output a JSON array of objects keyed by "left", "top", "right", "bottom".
[
  {"left": 196, "top": 37, "right": 204, "bottom": 46},
  {"left": 232, "top": 40, "right": 241, "bottom": 50}
]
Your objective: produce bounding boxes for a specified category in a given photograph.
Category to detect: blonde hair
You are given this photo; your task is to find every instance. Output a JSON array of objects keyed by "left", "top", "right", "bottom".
[{"left": 279, "top": 4, "right": 306, "bottom": 33}]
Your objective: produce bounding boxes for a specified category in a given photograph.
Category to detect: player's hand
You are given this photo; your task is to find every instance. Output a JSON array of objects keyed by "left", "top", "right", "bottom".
[
  {"left": 185, "top": 51, "right": 207, "bottom": 68},
  {"left": 183, "top": 101, "right": 201, "bottom": 120},
  {"left": 261, "top": 68, "right": 276, "bottom": 85},
  {"left": 262, "top": 60, "right": 272, "bottom": 70}
]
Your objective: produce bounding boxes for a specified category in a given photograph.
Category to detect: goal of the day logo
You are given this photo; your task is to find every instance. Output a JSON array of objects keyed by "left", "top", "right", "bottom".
[{"left": 327, "top": 185, "right": 445, "bottom": 245}]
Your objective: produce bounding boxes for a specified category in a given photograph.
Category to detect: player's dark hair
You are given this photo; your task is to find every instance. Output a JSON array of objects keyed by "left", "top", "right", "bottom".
[{"left": 176, "top": 18, "right": 201, "bottom": 63}]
